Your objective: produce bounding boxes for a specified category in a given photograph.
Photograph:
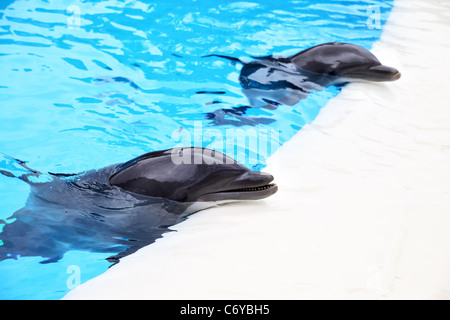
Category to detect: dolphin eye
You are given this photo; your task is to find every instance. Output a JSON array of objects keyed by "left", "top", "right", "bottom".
[{"left": 328, "top": 71, "right": 337, "bottom": 76}]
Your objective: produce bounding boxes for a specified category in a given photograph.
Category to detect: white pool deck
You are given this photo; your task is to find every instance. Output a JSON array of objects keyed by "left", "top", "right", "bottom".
[{"left": 66, "top": 0, "right": 450, "bottom": 300}]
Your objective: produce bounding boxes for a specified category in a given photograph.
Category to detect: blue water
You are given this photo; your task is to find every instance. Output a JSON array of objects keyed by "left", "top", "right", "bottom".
[{"left": 0, "top": 0, "right": 393, "bottom": 299}]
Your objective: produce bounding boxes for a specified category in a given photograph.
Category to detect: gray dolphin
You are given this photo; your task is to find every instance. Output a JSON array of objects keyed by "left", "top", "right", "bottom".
[
  {"left": 204, "top": 42, "right": 401, "bottom": 110},
  {"left": 0, "top": 148, "right": 277, "bottom": 264}
]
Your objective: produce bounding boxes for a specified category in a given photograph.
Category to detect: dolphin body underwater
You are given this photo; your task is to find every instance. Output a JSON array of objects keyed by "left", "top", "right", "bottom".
[
  {"left": 203, "top": 42, "right": 401, "bottom": 124},
  {"left": 0, "top": 148, "right": 277, "bottom": 264}
]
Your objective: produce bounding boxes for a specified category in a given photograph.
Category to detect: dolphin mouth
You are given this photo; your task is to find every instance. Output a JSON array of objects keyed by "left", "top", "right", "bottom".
[
  {"left": 198, "top": 183, "right": 278, "bottom": 202},
  {"left": 223, "top": 183, "right": 277, "bottom": 193},
  {"left": 196, "top": 168, "right": 278, "bottom": 203}
]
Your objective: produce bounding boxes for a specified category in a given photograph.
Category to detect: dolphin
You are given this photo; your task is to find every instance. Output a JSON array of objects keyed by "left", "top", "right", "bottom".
[
  {"left": 203, "top": 42, "right": 401, "bottom": 111},
  {"left": 0, "top": 148, "right": 277, "bottom": 265}
]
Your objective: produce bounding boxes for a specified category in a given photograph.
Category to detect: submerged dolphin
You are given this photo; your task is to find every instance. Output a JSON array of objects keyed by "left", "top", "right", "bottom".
[
  {"left": 0, "top": 148, "right": 277, "bottom": 264},
  {"left": 203, "top": 42, "right": 401, "bottom": 121}
]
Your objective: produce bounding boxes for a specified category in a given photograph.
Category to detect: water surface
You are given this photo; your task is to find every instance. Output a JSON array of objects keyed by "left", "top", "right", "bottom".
[{"left": 0, "top": 0, "right": 392, "bottom": 299}]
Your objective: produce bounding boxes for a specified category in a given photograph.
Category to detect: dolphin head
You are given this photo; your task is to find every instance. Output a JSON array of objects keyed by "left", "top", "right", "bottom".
[
  {"left": 291, "top": 42, "right": 401, "bottom": 82},
  {"left": 109, "top": 147, "right": 277, "bottom": 203}
]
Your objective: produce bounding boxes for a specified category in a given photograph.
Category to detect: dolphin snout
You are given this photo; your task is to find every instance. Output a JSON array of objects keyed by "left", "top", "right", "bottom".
[
  {"left": 233, "top": 171, "right": 274, "bottom": 187},
  {"left": 392, "top": 69, "right": 401, "bottom": 80},
  {"left": 368, "top": 65, "right": 401, "bottom": 81}
]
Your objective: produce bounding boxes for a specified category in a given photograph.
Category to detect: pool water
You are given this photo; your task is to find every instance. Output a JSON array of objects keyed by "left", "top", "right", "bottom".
[{"left": 0, "top": 0, "right": 392, "bottom": 299}]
